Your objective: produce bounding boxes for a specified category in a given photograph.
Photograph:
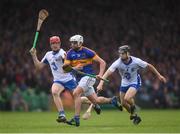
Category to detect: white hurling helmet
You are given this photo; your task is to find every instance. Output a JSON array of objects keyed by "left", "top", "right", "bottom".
[{"left": 69, "top": 35, "right": 83, "bottom": 45}]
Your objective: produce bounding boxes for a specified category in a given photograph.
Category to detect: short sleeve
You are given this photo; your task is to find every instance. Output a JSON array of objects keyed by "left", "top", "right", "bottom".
[
  {"left": 60, "top": 49, "right": 66, "bottom": 59},
  {"left": 135, "top": 58, "right": 148, "bottom": 68},
  {"left": 66, "top": 50, "right": 72, "bottom": 60},
  {"left": 108, "top": 59, "right": 120, "bottom": 72},
  {"left": 64, "top": 50, "right": 72, "bottom": 64},
  {"left": 85, "top": 48, "right": 96, "bottom": 58}
]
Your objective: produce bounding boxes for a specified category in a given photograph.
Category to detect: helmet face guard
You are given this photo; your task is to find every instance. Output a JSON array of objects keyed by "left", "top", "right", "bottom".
[
  {"left": 69, "top": 35, "right": 83, "bottom": 50},
  {"left": 69, "top": 35, "right": 83, "bottom": 45}
]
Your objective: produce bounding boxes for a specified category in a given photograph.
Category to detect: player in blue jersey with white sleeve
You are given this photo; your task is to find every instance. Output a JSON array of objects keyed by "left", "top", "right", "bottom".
[
  {"left": 64, "top": 35, "right": 122, "bottom": 127},
  {"left": 97, "top": 45, "right": 167, "bottom": 125},
  {"left": 29, "top": 36, "right": 77, "bottom": 123}
]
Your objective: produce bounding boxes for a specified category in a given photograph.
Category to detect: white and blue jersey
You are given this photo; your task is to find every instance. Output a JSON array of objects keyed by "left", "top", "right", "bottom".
[
  {"left": 108, "top": 56, "right": 148, "bottom": 93},
  {"left": 41, "top": 49, "right": 77, "bottom": 90}
]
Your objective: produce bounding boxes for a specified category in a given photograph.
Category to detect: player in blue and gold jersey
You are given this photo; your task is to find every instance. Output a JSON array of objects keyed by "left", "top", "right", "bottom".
[{"left": 64, "top": 35, "right": 122, "bottom": 127}]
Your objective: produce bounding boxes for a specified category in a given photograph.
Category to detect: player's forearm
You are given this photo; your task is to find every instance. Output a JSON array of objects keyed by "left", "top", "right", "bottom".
[
  {"left": 102, "top": 70, "right": 112, "bottom": 80},
  {"left": 99, "top": 70, "right": 112, "bottom": 85},
  {"left": 98, "top": 60, "right": 106, "bottom": 77},
  {"left": 147, "top": 63, "right": 161, "bottom": 77},
  {"left": 31, "top": 55, "right": 42, "bottom": 69}
]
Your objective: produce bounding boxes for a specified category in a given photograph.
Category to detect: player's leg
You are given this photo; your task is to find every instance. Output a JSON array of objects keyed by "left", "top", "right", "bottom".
[
  {"left": 81, "top": 95, "right": 116, "bottom": 106},
  {"left": 57, "top": 79, "right": 83, "bottom": 126},
  {"left": 88, "top": 93, "right": 111, "bottom": 104},
  {"left": 120, "top": 91, "right": 131, "bottom": 113},
  {"left": 51, "top": 83, "right": 66, "bottom": 122},
  {"left": 81, "top": 95, "right": 111, "bottom": 104},
  {"left": 86, "top": 89, "right": 122, "bottom": 114},
  {"left": 80, "top": 77, "right": 102, "bottom": 115},
  {"left": 73, "top": 86, "right": 84, "bottom": 117},
  {"left": 86, "top": 92, "right": 102, "bottom": 115},
  {"left": 82, "top": 88, "right": 121, "bottom": 120},
  {"left": 81, "top": 90, "right": 99, "bottom": 120},
  {"left": 119, "top": 86, "right": 132, "bottom": 113},
  {"left": 124, "top": 87, "right": 137, "bottom": 114},
  {"left": 81, "top": 94, "right": 105, "bottom": 120},
  {"left": 63, "top": 79, "right": 78, "bottom": 98},
  {"left": 95, "top": 95, "right": 122, "bottom": 110},
  {"left": 124, "top": 87, "right": 141, "bottom": 125},
  {"left": 66, "top": 86, "right": 83, "bottom": 127},
  {"left": 110, "top": 96, "right": 123, "bottom": 111}
]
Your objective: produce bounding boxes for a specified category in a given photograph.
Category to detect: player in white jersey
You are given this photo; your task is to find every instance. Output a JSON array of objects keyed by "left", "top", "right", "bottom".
[
  {"left": 30, "top": 36, "right": 77, "bottom": 123},
  {"left": 97, "top": 45, "right": 166, "bottom": 125}
]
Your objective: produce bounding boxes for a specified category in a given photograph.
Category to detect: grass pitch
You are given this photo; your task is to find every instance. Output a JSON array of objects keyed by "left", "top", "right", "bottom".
[{"left": 0, "top": 110, "right": 180, "bottom": 133}]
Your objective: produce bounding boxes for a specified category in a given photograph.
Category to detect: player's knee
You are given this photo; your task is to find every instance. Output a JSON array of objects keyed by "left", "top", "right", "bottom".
[
  {"left": 96, "top": 98, "right": 101, "bottom": 104},
  {"left": 124, "top": 96, "right": 131, "bottom": 103},
  {"left": 52, "top": 91, "right": 59, "bottom": 97},
  {"left": 51, "top": 89, "right": 60, "bottom": 97}
]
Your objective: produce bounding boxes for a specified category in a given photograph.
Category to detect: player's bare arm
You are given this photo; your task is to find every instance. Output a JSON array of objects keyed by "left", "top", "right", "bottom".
[
  {"left": 73, "top": 64, "right": 84, "bottom": 70},
  {"left": 93, "top": 55, "right": 106, "bottom": 78},
  {"left": 29, "top": 48, "right": 45, "bottom": 70},
  {"left": 146, "top": 63, "right": 167, "bottom": 83},
  {"left": 63, "top": 61, "right": 83, "bottom": 71},
  {"left": 97, "top": 69, "right": 113, "bottom": 91}
]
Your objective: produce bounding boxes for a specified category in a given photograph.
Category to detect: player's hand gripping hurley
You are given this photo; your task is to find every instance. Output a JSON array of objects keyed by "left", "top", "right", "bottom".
[{"left": 32, "top": 9, "right": 49, "bottom": 48}]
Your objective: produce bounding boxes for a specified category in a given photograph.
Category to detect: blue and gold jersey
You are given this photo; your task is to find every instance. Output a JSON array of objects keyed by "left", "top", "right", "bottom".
[{"left": 65, "top": 46, "right": 97, "bottom": 81}]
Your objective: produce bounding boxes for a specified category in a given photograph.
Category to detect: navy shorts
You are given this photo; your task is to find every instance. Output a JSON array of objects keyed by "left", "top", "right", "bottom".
[
  {"left": 54, "top": 79, "right": 77, "bottom": 91},
  {"left": 119, "top": 84, "right": 141, "bottom": 93}
]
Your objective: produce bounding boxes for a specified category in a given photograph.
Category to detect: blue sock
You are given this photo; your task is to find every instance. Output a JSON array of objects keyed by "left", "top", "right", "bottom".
[
  {"left": 74, "top": 115, "right": 80, "bottom": 121},
  {"left": 59, "top": 110, "right": 65, "bottom": 117},
  {"left": 111, "top": 97, "right": 117, "bottom": 105}
]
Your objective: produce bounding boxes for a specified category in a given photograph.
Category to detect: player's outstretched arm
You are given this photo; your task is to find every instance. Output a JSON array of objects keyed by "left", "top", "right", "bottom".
[
  {"left": 147, "top": 63, "right": 167, "bottom": 83},
  {"left": 29, "top": 47, "right": 45, "bottom": 70},
  {"left": 97, "top": 69, "right": 113, "bottom": 91}
]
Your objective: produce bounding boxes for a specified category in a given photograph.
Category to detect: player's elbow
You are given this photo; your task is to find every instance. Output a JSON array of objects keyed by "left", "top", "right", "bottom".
[
  {"left": 35, "top": 65, "right": 41, "bottom": 71},
  {"left": 147, "top": 63, "right": 154, "bottom": 70},
  {"left": 100, "top": 60, "right": 106, "bottom": 68},
  {"left": 35, "top": 63, "right": 43, "bottom": 70}
]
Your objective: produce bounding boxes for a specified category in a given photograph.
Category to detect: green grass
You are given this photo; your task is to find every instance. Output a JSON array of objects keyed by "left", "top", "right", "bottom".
[{"left": 0, "top": 110, "right": 180, "bottom": 133}]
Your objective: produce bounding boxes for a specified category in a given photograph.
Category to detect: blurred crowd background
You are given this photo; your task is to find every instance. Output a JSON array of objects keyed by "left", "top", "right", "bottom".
[{"left": 0, "top": 0, "right": 180, "bottom": 111}]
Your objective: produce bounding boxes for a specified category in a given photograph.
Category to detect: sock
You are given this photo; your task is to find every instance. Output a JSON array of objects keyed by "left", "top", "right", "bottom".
[
  {"left": 111, "top": 96, "right": 117, "bottom": 105},
  {"left": 74, "top": 115, "right": 80, "bottom": 121},
  {"left": 94, "top": 104, "right": 100, "bottom": 108},
  {"left": 59, "top": 110, "right": 65, "bottom": 117},
  {"left": 130, "top": 105, "right": 136, "bottom": 115}
]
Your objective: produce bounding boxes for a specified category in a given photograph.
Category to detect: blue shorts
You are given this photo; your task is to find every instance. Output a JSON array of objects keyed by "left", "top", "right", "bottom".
[
  {"left": 53, "top": 79, "right": 77, "bottom": 91},
  {"left": 120, "top": 74, "right": 142, "bottom": 93},
  {"left": 119, "top": 84, "right": 141, "bottom": 93}
]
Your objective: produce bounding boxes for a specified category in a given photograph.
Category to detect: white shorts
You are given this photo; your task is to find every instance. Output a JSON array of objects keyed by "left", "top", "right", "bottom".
[{"left": 78, "top": 76, "right": 96, "bottom": 96}]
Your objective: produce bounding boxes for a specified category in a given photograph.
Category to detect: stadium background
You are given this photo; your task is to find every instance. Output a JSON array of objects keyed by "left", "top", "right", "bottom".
[{"left": 0, "top": 0, "right": 180, "bottom": 112}]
